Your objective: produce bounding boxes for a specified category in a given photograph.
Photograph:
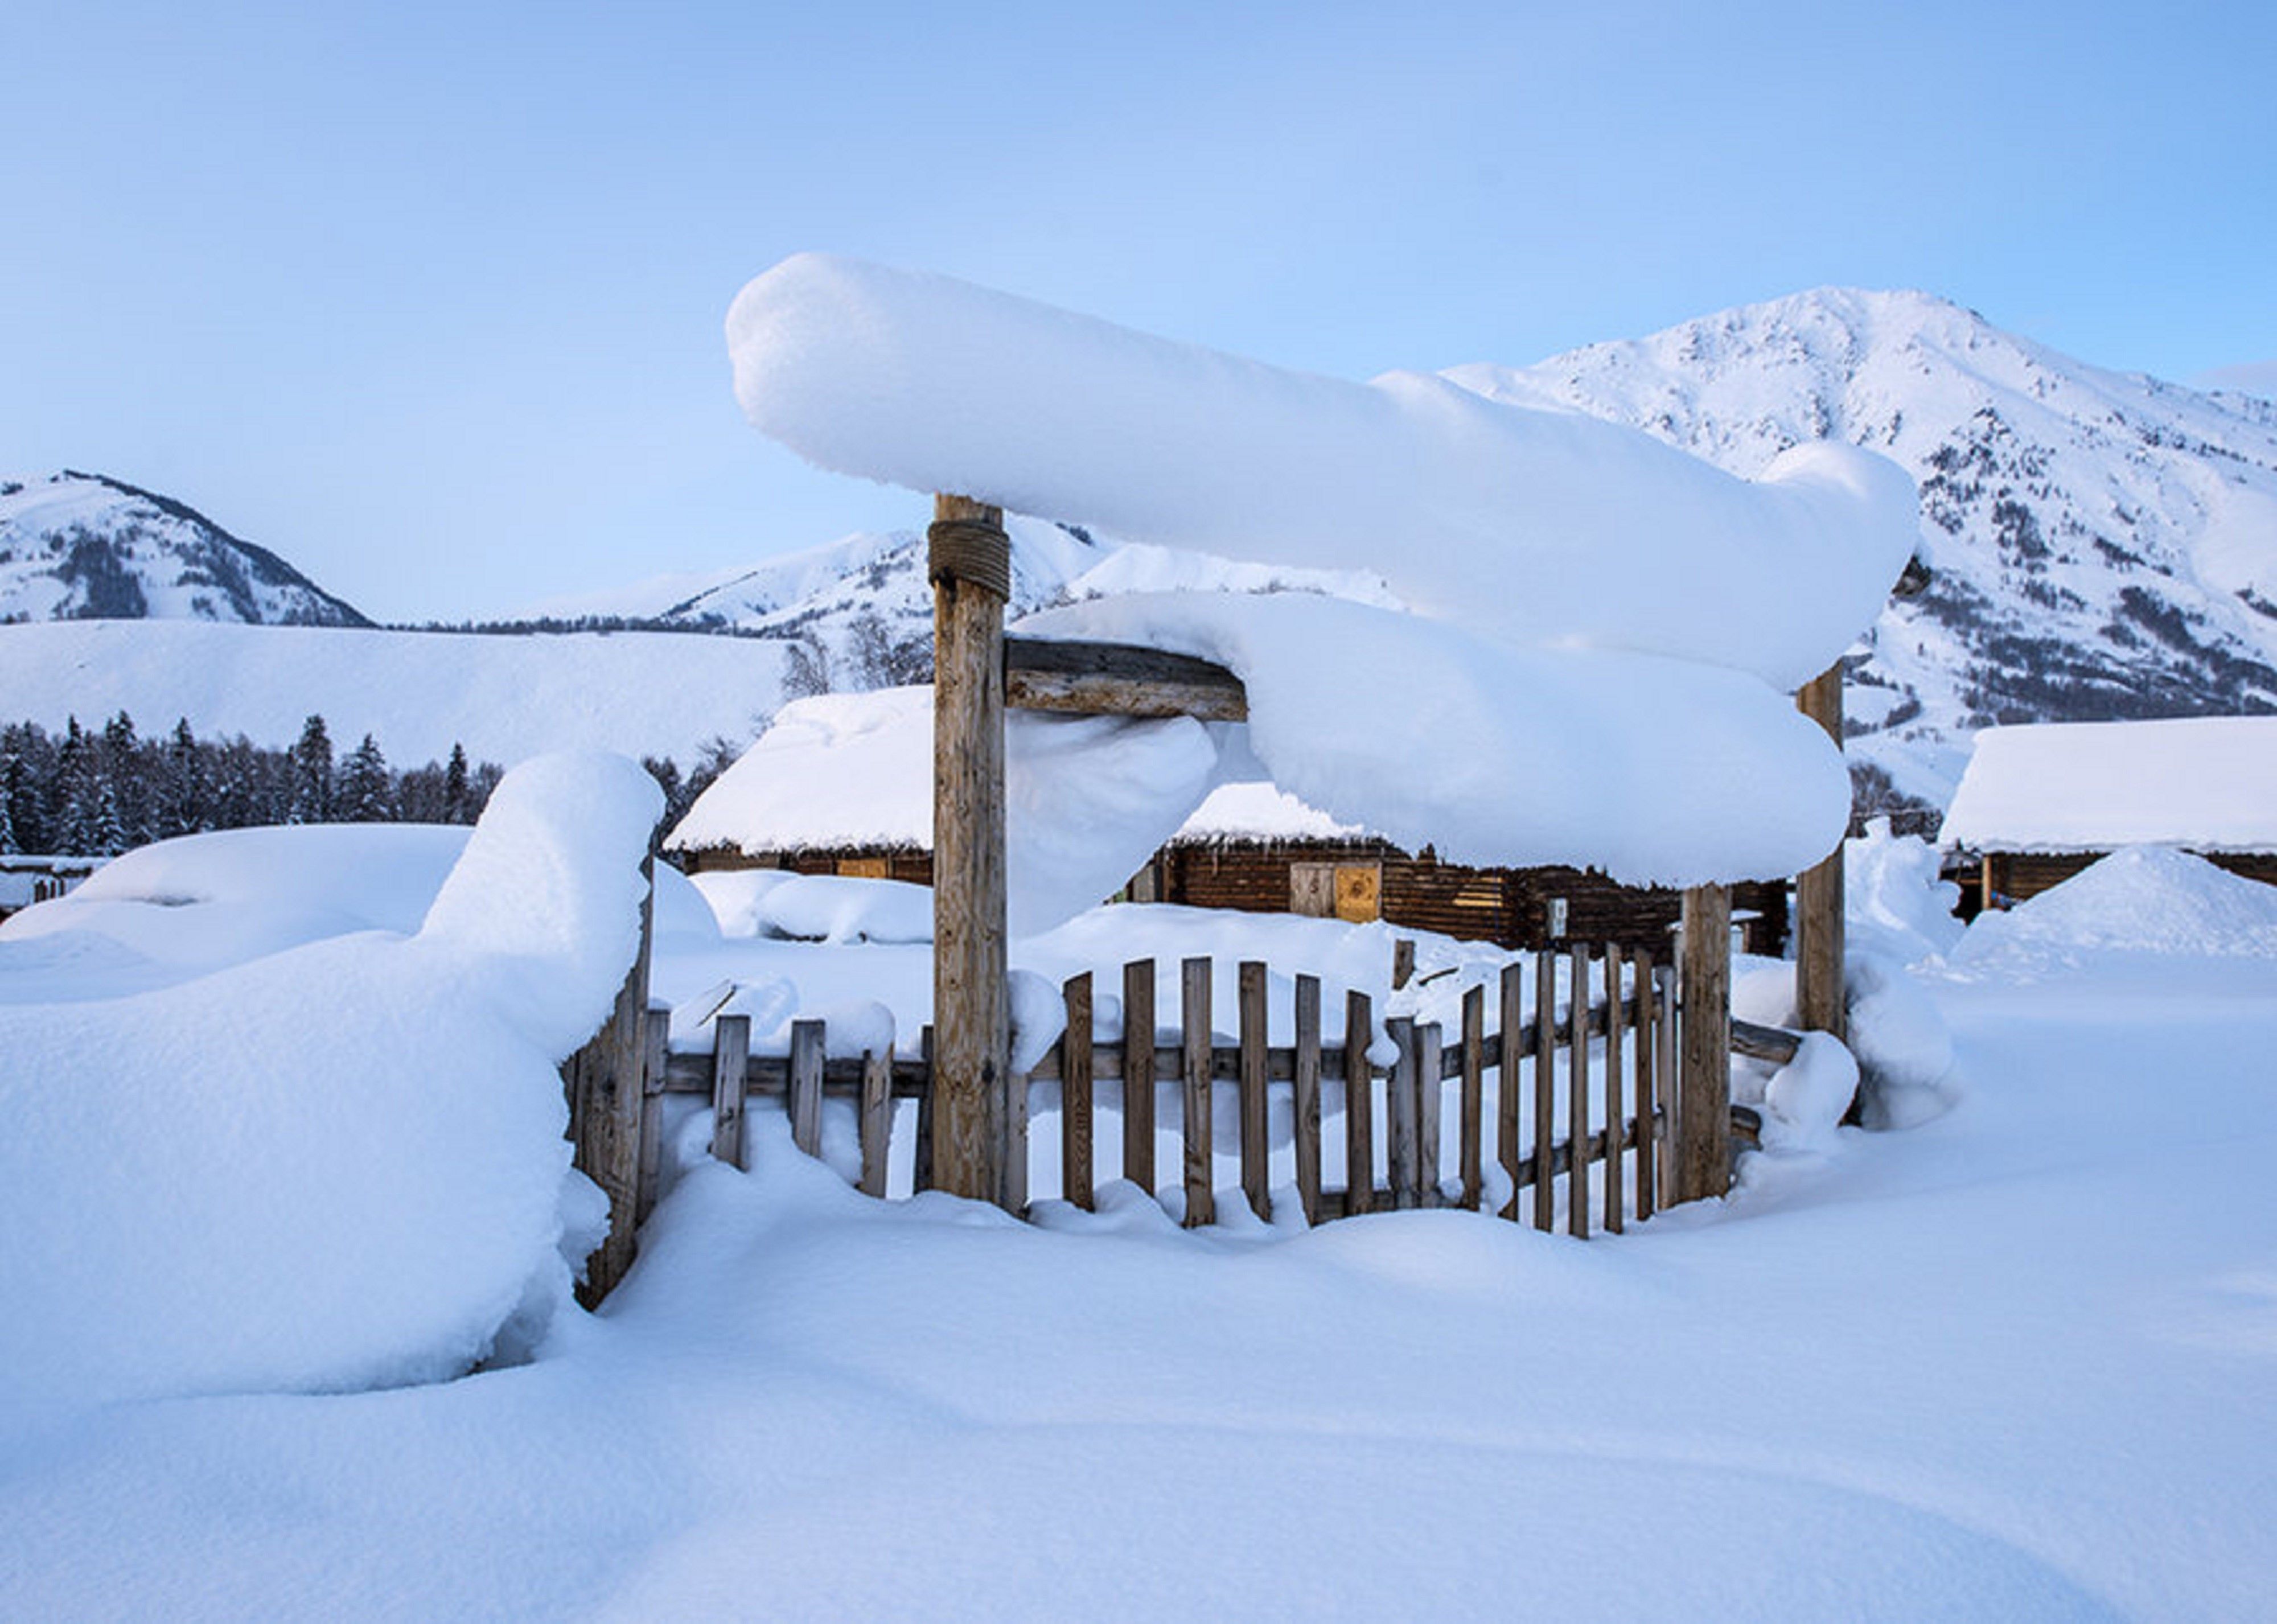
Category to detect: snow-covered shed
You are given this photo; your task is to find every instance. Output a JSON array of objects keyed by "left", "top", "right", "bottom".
[
  {"left": 1939, "top": 717, "right": 2277, "bottom": 907},
  {"left": 668, "top": 688, "right": 1790, "bottom": 954}
]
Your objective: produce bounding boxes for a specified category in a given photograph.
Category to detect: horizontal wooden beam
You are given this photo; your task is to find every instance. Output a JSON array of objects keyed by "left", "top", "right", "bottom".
[{"left": 1004, "top": 635, "right": 1247, "bottom": 722}]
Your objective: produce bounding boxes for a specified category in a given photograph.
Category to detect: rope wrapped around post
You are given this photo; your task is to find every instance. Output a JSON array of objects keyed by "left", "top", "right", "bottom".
[{"left": 928, "top": 515, "right": 1012, "bottom": 601}]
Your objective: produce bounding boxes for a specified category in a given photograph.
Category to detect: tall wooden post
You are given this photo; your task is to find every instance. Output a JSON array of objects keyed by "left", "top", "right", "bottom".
[
  {"left": 1794, "top": 663, "right": 1847, "bottom": 1043},
  {"left": 1674, "top": 882, "right": 1731, "bottom": 1203},
  {"left": 930, "top": 493, "right": 1011, "bottom": 1203},
  {"left": 568, "top": 856, "right": 653, "bottom": 1305}
]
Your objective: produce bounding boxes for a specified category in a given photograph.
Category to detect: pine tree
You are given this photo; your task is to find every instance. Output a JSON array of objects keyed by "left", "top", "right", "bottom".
[
  {"left": 339, "top": 734, "right": 393, "bottom": 822},
  {"left": 0, "top": 749, "right": 15, "bottom": 856},
  {"left": 442, "top": 743, "right": 470, "bottom": 824},
  {"left": 158, "top": 718, "right": 203, "bottom": 838},
  {"left": 100, "top": 710, "right": 150, "bottom": 846},
  {"left": 85, "top": 778, "right": 129, "bottom": 856},
  {"left": 52, "top": 719, "right": 94, "bottom": 854},
  {"left": 287, "top": 714, "right": 332, "bottom": 824}
]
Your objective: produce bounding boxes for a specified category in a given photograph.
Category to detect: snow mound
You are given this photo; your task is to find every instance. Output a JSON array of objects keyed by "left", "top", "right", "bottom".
[
  {"left": 755, "top": 873, "right": 934, "bottom": 944},
  {"left": 1953, "top": 845, "right": 2277, "bottom": 971},
  {"left": 1846, "top": 818, "right": 1964, "bottom": 966},
  {"left": 0, "top": 751, "right": 661, "bottom": 1419},
  {"left": 727, "top": 253, "right": 1916, "bottom": 690}
]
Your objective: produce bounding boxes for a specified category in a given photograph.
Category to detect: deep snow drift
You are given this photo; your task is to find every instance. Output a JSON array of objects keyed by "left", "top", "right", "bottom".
[{"left": 0, "top": 754, "right": 659, "bottom": 1421}]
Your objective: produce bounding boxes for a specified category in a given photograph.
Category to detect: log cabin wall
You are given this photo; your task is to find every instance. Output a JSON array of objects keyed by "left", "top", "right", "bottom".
[
  {"left": 1983, "top": 849, "right": 2277, "bottom": 907},
  {"left": 675, "top": 844, "right": 935, "bottom": 887}
]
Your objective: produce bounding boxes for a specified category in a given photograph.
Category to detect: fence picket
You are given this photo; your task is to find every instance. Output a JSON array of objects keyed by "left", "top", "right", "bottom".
[
  {"left": 710, "top": 1013, "right": 751, "bottom": 1171},
  {"left": 1294, "top": 973, "right": 1323, "bottom": 1224},
  {"left": 1239, "top": 961, "right": 1269, "bottom": 1221},
  {"left": 1387, "top": 1018, "right": 1419, "bottom": 1210},
  {"left": 859, "top": 1046, "right": 893, "bottom": 1198},
  {"left": 1459, "top": 984, "right": 1484, "bottom": 1212},
  {"left": 1498, "top": 964, "right": 1523, "bottom": 1220},
  {"left": 915, "top": 1025, "right": 935, "bottom": 1193},
  {"left": 1532, "top": 949, "right": 1555, "bottom": 1232},
  {"left": 639, "top": 1001, "right": 670, "bottom": 1223},
  {"left": 1346, "top": 990, "right": 1375, "bottom": 1215},
  {"left": 1568, "top": 944, "right": 1590, "bottom": 1239},
  {"left": 1181, "top": 956, "right": 1214, "bottom": 1227},
  {"left": 789, "top": 1019, "right": 824, "bottom": 1159},
  {"left": 1123, "top": 960, "right": 1156, "bottom": 1197},
  {"left": 1633, "top": 949, "right": 1657, "bottom": 1220},
  {"left": 1602, "top": 947, "right": 1624, "bottom": 1235},
  {"left": 1062, "top": 972, "right": 1095, "bottom": 1211},
  {"left": 1654, "top": 967, "right": 1679, "bottom": 1202},
  {"left": 1416, "top": 1019, "right": 1443, "bottom": 1208}
]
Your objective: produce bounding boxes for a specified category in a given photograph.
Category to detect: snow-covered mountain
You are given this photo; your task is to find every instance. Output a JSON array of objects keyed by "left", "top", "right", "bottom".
[
  {"left": 1445, "top": 289, "right": 2277, "bottom": 812},
  {"left": 0, "top": 471, "right": 368, "bottom": 627}
]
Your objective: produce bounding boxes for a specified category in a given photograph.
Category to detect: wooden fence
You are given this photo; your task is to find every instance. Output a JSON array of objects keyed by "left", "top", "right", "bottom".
[{"left": 630, "top": 943, "right": 1725, "bottom": 1239}]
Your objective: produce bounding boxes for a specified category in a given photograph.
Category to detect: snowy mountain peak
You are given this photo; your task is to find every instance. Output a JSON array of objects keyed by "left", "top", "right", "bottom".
[
  {"left": 0, "top": 471, "right": 369, "bottom": 627},
  {"left": 1448, "top": 287, "right": 2277, "bottom": 815}
]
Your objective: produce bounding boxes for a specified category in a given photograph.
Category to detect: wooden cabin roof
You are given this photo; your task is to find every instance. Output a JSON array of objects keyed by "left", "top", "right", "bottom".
[{"left": 1939, "top": 717, "right": 2277, "bottom": 855}]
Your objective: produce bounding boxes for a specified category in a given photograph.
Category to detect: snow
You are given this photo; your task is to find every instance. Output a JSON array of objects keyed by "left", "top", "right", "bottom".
[
  {"left": 728, "top": 253, "right": 1918, "bottom": 692},
  {"left": 0, "top": 618, "right": 790, "bottom": 767},
  {"left": 1172, "top": 778, "right": 1367, "bottom": 843},
  {"left": 1951, "top": 844, "right": 2277, "bottom": 974},
  {"left": 1024, "top": 589, "right": 1851, "bottom": 885},
  {"left": 746, "top": 873, "right": 933, "bottom": 945},
  {"left": 668, "top": 686, "right": 1222, "bottom": 933},
  {"left": 1844, "top": 816, "right": 1966, "bottom": 966},
  {"left": 1940, "top": 716, "right": 2277, "bottom": 854},
  {"left": 0, "top": 752, "right": 658, "bottom": 1423}
]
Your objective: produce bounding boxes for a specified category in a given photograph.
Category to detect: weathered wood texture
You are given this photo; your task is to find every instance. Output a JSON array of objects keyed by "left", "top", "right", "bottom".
[
  {"left": 1004, "top": 636, "right": 1247, "bottom": 722},
  {"left": 930, "top": 492, "right": 1010, "bottom": 1202},
  {"left": 1676, "top": 884, "right": 1733, "bottom": 1203},
  {"left": 1239, "top": 961, "right": 1270, "bottom": 1220},
  {"left": 1293, "top": 974, "right": 1324, "bottom": 1223},
  {"left": 1123, "top": 960, "right": 1156, "bottom": 1194},
  {"left": 1345, "top": 990, "right": 1376, "bottom": 1214},
  {"left": 565, "top": 859, "right": 653, "bottom": 1306},
  {"left": 709, "top": 1013, "right": 752, "bottom": 1170},
  {"left": 1793, "top": 663, "right": 1847, "bottom": 1043},
  {"left": 1061, "top": 972, "right": 1095, "bottom": 1211},
  {"left": 1181, "top": 956, "right": 1214, "bottom": 1227}
]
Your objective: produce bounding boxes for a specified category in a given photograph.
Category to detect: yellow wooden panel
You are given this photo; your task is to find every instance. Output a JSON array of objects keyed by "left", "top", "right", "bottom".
[
  {"left": 837, "top": 856, "right": 889, "bottom": 879},
  {"left": 1333, "top": 863, "right": 1382, "bottom": 923}
]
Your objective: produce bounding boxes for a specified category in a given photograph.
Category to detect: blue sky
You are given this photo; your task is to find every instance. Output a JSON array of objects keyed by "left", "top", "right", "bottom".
[{"left": 6, "top": 0, "right": 2272, "bottom": 621}]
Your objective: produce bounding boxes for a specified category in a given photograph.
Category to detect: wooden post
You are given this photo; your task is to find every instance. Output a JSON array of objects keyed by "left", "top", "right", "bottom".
[
  {"left": 1531, "top": 949, "right": 1555, "bottom": 1232},
  {"left": 858, "top": 1047, "right": 893, "bottom": 1198},
  {"left": 1181, "top": 956, "right": 1214, "bottom": 1227},
  {"left": 1567, "top": 943, "right": 1590, "bottom": 1239},
  {"left": 1238, "top": 961, "right": 1270, "bottom": 1221},
  {"left": 568, "top": 858, "right": 653, "bottom": 1306},
  {"left": 1601, "top": 947, "right": 1624, "bottom": 1235},
  {"left": 789, "top": 1018, "right": 825, "bottom": 1158},
  {"left": 930, "top": 493, "right": 1011, "bottom": 1203},
  {"left": 1386, "top": 1017, "right": 1419, "bottom": 1210},
  {"left": 1293, "top": 973, "right": 1323, "bottom": 1224},
  {"left": 1794, "top": 663, "right": 1847, "bottom": 1043},
  {"left": 1062, "top": 973, "right": 1095, "bottom": 1211},
  {"left": 1675, "top": 884, "right": 1732, "bottom": 1202},
  {"left": 1345, "top": 990, "right": 1375, "bottom": 1214},
  {"left": 1458, "top": 984, "right": 1485, "bottom": 1212},
  {"left": 709, "top": 1013, "right": 752, "bottom": 1170},
  {"left": 1123, "top": 960, "right": 1156, "bottom": 1197}
]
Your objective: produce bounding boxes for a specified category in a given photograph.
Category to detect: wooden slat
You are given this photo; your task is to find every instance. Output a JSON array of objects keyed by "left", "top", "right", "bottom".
[
  {"left": 1002, "top": 635, "right": 1248, "bottom": 722},
  {"left": 1532, "top": 949, "right": 1555, "bottom": 1232},
  {"left": 1676, "top": 885, "right": 1733, "bottom": 1202},
  {"left": 1123, "top": 960, "right": 1156, "bottom": 1197},
  {"left": 636, "top": 1001, "right": 669, "bottom": 1224},
  {"left": 1062, "top": 973, "right": 1095, "bottom": 1211},
  {"left": 1458, "top": 984, "right": 1485, "bottom": 1212},
  {"left": 1386, "top": 1017, "right": 1419, "bottom": 1210},
  {"left": 1182, "top": 956, "right": 1214, "bottom": 1227},
  {"left": 1238, "top": 961, "right": 1270, "bottom": 1221},
  {"left": 709, "top": 1013, "right": 752, "bottom": 1170},
  {"left": 1602, "top": 947, "right": 1625, "bottom": 1235},
  {"left": 1654, "top": 967, "right": 1679, "bottom": 1202},
  {"left": 1497, "top": 964, "right": 1523, "bottom": 1220},
  {"left": 1416, "top": 1020, "right": 1443, "bottom": 1208},
  {"left": 1632, "top": 950, "right": 1657, "bottom": 1221},
  {"left": 1002, "top": 1062, "right": 1029, "bottom": 1215},
  {"left": 858, "top": 1047, "right": 893, "bottom": 1198},
  {"left": 1345, "top": 990, "right": 1375, "bottom": 1215},
  {"left": 914, "top": 1025, "right": 935, "bottom": 1193},
  {"left": 1732, "top": 1018, "right": 1803, "bottom": 1066},
  {"left": 1568, "top": 944, "right": 1590, "bottom": 1239},
  {"left": 1392, "top": 938, "right": 1416, "bottom": 990},
  {"left": 789, "top": 1018, "right": 824, "bottom": 1160},
  {"left": 1293, "top": 973, "right": 1324, "bottom": 1224}
]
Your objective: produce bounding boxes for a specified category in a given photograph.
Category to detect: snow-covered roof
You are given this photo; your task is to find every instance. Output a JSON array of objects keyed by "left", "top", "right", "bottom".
[
  {"left": 1938, "top": 717, "right": 2277, "bottom": 853},
  {"left": 1168, "top": 782, "right": 1368, "bottom": 845}
]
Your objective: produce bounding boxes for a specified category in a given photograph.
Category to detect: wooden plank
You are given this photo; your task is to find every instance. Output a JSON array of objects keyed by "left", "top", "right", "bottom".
[
  {"left": 1293, "top": 973, "right": 1324, "bottom": 1224},
  {"left": 1238, "top": 961, "right": 1270, "bottom": 1221},
  {"left": 1416, "top": 1019, "right": 1444, "bottom": 1208},
  {"left": 914, "top": 1024, "right": 935, "bottom": 1193},
  {"left": 1002, "top": 1062, "right": 1029, "bottom": 1215},
  {"left": 1732, "top": 1018, "right": 1804, "bottom": 1066},
  {"left": 1602, "top": 948, "right": 1625, "bottom": 1235},
  {"left": 1345, "top": 990, "right": 1375, "bottom": 1215},
  {"left": 1181, "top": 957, "right": 1215, "bottom": 1227},
  {"left": 1654, "top": 968, "right": 1678, "bottom": 1202},
  {"left": 636, "top": 1001, "right": 670, "bottom": 1224},
  {"left": 1568, "top": 944, "right": 1590, "bottom": 1239},
  {"left": 1793, "top": 663, "right": 1848, "bottom": 1043},
  {"left": 930, "top": 492, "right": 1010, "bottom": 1203},
  {"left": 1003, "top": 635, "right": 1247, "bottom": 722},
  {"left": 789, "top": 1018, "right": 824, "bottom": 1160},
  {"left": 1123, "top": 960, "right": 1156, "bottom": 1197},
  {"left": 1458, "top": 984, "right": 1485, "bottom": 1212},
  {"left": 710, "top": 1013, "right": 752, "bottom": 1170},
  {"left": 566, "top": 860, "right": 652, "bottom": 1305},
  {"left": 1391, "top": 937, "right": 1416, "bottom": 990},
  {"left": 858, "top": 1046, "right": 893, "bottom": 1198},
  {"left": 1386, "top": 1017, "right": 1419, "bottom": 1210},
  {"left": 1676, "top": 885, "right": 1733, "bottom": 1202},
  {"left": 1062, "top": 973, "right": 1095, "bottom": 1211},
  {"left": 1632, "top": 950, "right": 1657, "bottom": 1221},
  {"left": 1497, "top": 963, "right": 1523, "bottom": 1220},
  {"left": 1532, "top": 949, "right": 1555, "bottom": 1232}
]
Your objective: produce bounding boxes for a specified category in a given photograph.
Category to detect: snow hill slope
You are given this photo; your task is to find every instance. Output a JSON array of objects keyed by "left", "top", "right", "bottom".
[
  {"left": 0, "top": 471, "right": 368, "bottom": 627},
  {"left": 1446, "top": 289, "right": 2277, "bottom": 809}
]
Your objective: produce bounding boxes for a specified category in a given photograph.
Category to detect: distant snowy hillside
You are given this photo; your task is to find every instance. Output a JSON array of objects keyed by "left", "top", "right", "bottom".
[
  {"left": 0, "top": 471, "right": 368, "bottom": 627},
  {"left": 0, "top": 620, "right": 788, "bottom": 768},
  {"left": 1446, "top": 289, "right": 2277, "bottom": 809}
]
